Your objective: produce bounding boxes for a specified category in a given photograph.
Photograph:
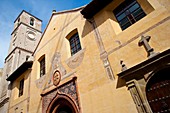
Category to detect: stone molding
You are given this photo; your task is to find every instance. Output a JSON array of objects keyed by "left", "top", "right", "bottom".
[
  {"left": 88, "top": 18, "right": 115, "bottom": 80},
  {"left": 0, "top": 97, "right": 9, "bottom": 108},
  {"left": 100, "top": 52, "right": 115, "bottom": 80},
  {"left": 127, "top": 80, "right": 148, "bottom": 113}
]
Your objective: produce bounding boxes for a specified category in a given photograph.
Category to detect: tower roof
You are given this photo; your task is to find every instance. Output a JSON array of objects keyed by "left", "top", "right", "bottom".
[{"left": 14, "top": 10, "right": 42, "bottom": 23}]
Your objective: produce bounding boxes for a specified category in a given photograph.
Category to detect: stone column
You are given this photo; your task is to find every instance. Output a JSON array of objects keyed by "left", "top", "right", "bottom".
[{"left": 127, "top": 80, "right": 148, "bottom": 113}]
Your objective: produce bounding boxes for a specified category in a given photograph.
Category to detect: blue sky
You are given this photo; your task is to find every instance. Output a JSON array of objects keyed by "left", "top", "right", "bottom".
[{"left": 0, "top": 0, "right": 91, "bottom": 68}]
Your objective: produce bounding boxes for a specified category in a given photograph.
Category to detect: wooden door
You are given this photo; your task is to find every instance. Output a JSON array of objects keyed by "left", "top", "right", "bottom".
[{"left": 146, "top": 68, "right": 170, "bottom": 113}]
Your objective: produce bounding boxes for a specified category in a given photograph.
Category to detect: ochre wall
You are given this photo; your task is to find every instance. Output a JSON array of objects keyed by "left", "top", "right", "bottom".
[{"left": 8, "top": 0, "right": 170, "bottom": 112}]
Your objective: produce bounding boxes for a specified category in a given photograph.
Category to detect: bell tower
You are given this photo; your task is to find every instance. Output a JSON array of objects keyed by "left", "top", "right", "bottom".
[
  {"left": 6, "top": 10, "right": 42, "bottom": 75},
  {"left": 0, "top": 10, "right": 42, "bottom": 113}
]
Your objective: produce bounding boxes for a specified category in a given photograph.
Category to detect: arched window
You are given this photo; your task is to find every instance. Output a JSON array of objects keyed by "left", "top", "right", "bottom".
[
  {"left": 30, "top": 17, "right": 34, "bottom": 26},
  {"left": 146, "top": 67, "right": 170, "bottom": 112}
]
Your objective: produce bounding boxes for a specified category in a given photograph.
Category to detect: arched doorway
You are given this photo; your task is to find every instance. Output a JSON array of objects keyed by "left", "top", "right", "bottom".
[
  {"left": 47, "top": 94, "right": 79, "bottom": 113},
  {"left": 56, "top": 105, "right": 72, "bottom": 113},
  {"left": 146, "top": 67, "right": 170, "bottom": 112}
]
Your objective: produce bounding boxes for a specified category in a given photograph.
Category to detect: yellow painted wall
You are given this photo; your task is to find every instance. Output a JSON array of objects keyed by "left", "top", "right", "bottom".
[
  {"left": 8, "top": 0, "right": 170, "bottom": 112},
  {"left": 8, "top": 70, "right": 31, "bottom": 113}
]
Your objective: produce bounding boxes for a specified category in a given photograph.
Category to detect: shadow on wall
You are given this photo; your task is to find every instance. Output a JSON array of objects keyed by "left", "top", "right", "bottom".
[
  {"left": 11, "top": 69, "right": 30, "bottom": 91},
  {"left": 81, "top": 9, "right": 118, "bottom": 38},
  {"left": 81, "top": 20, "right": 93, "bottom": 38}
]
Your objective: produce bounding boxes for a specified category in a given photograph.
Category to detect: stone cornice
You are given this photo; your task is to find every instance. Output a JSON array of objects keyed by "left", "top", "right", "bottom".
[
  {"left": 11, "top": 22, "right": 42, "bottom": 35},
  {"left": 5, "top": 47, "right": 33, "bottom": 62},
  {"left": 6, "top": 61, "right": 33, "bottom": 81},
  {"left": 0, "top": 97, "right": 9, "bottom": 108},
  {"left": 118, "top": 49, "right": 170, "bottom": 80}
]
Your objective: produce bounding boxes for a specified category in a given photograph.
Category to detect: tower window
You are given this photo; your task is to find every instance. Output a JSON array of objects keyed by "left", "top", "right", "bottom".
[
  {"left": 69, "top": 33, "right": 82, "bottom": 56},
  {"left": 19, "top": 79, "right": 24, "bottom": 97},
  {"left": 40, "top": 56, "right": 45, "bottom": 77},
  {"left": 113, "top": 0, "right": 146, "bottom": 30},
  {"left": 30, "top": 18, "right": 34, "bottom": 26},
  {"left": 17, "top": 18, "right": 20, "bottom": 26},
  {"left": 18, "top": 18, "right": 20, "bottom": 22},
  {"left": 26, "top": 55, "right": 30, "bottom": 61}
]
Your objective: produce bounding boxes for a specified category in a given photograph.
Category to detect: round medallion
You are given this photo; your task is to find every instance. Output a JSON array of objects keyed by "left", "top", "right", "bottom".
[
  {"left": 27, "top": 32, "right": 36, "bottom": 40},
  {"left": 53, "top": 70, "right": 61, "bottom": 86}
]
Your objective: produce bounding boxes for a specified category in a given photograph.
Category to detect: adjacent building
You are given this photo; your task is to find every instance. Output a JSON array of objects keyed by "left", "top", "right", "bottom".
[
  {"left": 0, "top": 0, "right": 170, "bottom": 113},
  {"left": 0, "top": 10, "right": 42, "bottom": 113}
]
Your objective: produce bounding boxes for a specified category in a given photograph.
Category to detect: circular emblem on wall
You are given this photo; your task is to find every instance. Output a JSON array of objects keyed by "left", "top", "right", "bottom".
[
  {"left": 27, "top": 31, "right": 36, "bottom": 40},
  {"left": 53, "top": 70, "right": 61, "bottom": 86}
]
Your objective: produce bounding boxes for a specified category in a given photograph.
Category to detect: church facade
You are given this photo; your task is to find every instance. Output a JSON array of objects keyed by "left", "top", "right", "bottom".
[{"left": 0, "top": 0, "right": 170, "bottom": 113}]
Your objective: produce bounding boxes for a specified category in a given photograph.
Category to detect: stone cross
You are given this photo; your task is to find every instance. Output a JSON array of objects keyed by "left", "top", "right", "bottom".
[{"left": 138, "top": 35, "right": 157, "bottom": 58}]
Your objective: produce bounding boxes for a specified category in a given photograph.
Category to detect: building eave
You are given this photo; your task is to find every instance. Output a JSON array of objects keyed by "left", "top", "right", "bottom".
[
  {"left": 6, "top": 61, "right": 33, "bottom": 81},
  {"left": 81, "top": 0, "right": 113, "bottom": 19},
  {"left": 5, "top": 47, "right": 33, "bottom": 62}
]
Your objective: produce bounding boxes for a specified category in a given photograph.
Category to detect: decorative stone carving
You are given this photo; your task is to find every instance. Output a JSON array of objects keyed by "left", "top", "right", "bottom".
[
  {"left": 66, "top": 48, "right": 85, "bottom": 69},
  {"left": 35, "top": 75, "right": 46, "bottom": 89},
  {"left": 58, "top": 77, "right": 79, "bottom": 109},
  {"left": 48, "top": 52, "right": 66, "bottom": 85},
  {"left": 52, "top": 70, "right": 61, "bottom": 86},
  {"left": 105, "top": 66, "right": 114, "bottom": 80},
  {"left": 127, "top": 80, "right": 147, "bottom": 113},
  {"left": 41, "top": 77, "right": 80, "bottom": 113},
  {"left": 100, "top": 51, "right": 108, "bottom": 62},
  {"left": 51, "top": 52, "right": 66, "bottom": 75},
  {"left": 100, "top": 52, "right": 114, "bottom": 80},
  {"left": 42, "top": 91, "right": 57, "bottom": 113}
]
